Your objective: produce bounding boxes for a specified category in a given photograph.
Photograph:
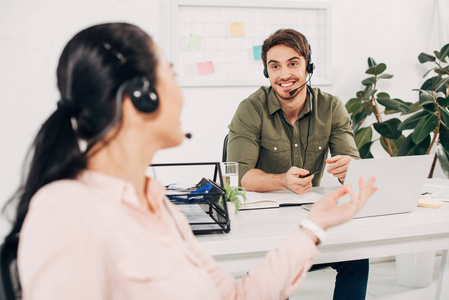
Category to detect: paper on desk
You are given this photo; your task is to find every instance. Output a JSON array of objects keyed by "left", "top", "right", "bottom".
[
  {"left": 422, "top": 180, "right": 449, "bottom": 202},
  {"left": 241, "top": 190, "right": 322, "bottom": 210},
  {"left": 177, "top": 204, "right": 222, "bottom": 230}
]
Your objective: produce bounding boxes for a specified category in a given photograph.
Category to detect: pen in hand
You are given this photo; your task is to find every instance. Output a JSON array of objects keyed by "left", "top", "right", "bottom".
[{"left": 299, "top": 169, "right": 320, "bottom": 179}]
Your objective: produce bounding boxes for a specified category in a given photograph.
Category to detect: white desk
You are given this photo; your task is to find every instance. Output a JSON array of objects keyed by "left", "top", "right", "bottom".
[{"left": 197, "top": 187, "right": 449, "bottom": 300}]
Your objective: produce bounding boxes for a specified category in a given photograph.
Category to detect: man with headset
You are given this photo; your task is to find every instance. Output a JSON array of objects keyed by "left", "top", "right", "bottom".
[{"left": 227, "top": 29, "right": 367, "bottom": 299}]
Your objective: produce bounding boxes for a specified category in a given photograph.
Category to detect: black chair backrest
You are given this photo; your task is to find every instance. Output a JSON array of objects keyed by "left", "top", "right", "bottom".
[
  {"left": 222, "top": 134, "right": 229, "bottom": 162},
  {"left": 0, "top": 237, "right": 22, "bottom": 300}
]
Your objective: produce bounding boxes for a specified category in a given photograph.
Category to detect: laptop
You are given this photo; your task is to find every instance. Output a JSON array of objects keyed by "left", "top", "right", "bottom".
[{"left": 305, "top": 155, "right": 433, "bottom": 218}]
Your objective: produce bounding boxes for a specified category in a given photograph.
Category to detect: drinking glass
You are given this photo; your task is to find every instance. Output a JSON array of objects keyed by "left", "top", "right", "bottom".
[{"left": 222, "top": 162, "right": 239, "bottom": 187}]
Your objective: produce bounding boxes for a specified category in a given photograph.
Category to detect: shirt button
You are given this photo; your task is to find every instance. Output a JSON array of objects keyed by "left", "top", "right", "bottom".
[
  {"left": 274, "top": 147, "right": 277, "bottom": 151},
  {"left": 294, "top": 144, "right": 298, "bottom": 147},
  {"left": 318, "top": 146, "right": 322, "bottom": 150}
]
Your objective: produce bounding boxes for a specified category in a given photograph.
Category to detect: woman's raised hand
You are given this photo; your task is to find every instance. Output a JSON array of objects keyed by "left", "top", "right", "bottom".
[{"left": 307, "top": 177, "right": 377, "bottom": 230}]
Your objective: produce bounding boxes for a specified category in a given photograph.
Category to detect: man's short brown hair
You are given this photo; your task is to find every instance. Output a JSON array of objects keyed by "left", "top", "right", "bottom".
[{"left": 261, "top": 29, "right": 311, "bottom": 71}]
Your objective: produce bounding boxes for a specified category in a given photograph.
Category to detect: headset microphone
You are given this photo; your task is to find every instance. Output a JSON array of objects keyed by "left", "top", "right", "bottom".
[
  {"left": 289, "top": 80, "right": 307, "bottom": 96},
  {"left": 185, "top": 133, "right": 192, "bottom": 139},
  {"left": 289, "top": 73, "right": 313, "bottom": 96}
]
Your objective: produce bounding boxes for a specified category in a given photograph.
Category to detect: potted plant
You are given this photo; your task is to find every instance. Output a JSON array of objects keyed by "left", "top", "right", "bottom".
[
  {"left": 346, "top": 46, "right": 449, "bottom": 288},
  {"left": 345, "top": 57, "right": 413, "bottom": 158},
  {"left": 224, "top": 183, "right": 247, "bottom": 218},
  {"left": 346, "top": 44, "right": 449, "bottom": 177},
  {"left": 406, "top": 42, "right": 449, "bottom": 177}
]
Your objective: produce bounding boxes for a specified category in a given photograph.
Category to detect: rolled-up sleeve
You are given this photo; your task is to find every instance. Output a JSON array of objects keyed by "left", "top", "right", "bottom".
[
  {"left": 227, "top": 99, "right": 263, "bottom": 184},
  {"left": 329, "top": 98, "right": 360, "bottom": 159}
]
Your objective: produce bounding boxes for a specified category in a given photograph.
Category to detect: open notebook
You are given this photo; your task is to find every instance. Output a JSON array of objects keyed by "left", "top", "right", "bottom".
[{"left": 241, "top": 190, "right": 322, "bottom": 210}]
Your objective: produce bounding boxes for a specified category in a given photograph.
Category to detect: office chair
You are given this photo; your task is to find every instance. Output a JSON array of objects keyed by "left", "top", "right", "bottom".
[
  {"left": 0, "top": 237, "right": 22, "bottom": 300},
  {"left": 222, "top": 134, "right": 229, "bottom": 162}
]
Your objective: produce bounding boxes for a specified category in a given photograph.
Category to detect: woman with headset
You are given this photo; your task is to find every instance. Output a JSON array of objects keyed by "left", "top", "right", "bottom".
[{"left": 4, "top": 23, "right": 376, "bottom": 299}]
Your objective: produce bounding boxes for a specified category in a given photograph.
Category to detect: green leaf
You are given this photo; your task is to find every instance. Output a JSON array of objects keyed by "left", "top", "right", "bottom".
[
  {"left": 434, "top": 51, "right": 441, "bottom": 60},
  {"left": 421, "top": 76, "right": 447, "bottom": 93},
  {"left": 358, "top": 141, "right": 374, "bottom": 159},
  {"left": 377, "top": 92, "right": 390, "bottom": 99},
  {"left": 352, "top": 109, "right": 370, "bottom": 132},
  {"left": 356, "top": 91, "right": 364, "bottom": 100},
  {"left": 436, "top": 144, "right": 449, "bottom": 178},
  {"left": 368, "top": 57, "right": 377, "bottom": 67},
  {"left": 380, "top": 135, "right": 405, "bottom": 156},
  {"left": 439, "top": 123, "right": 449, "bottom": 154},
  {"left": 437, "top": 94, "right": 449, "bottom": 107},
  {"left": 435, "top": 77, "right": 449, "bottom": 92},
  {"left": 412, "top": 113, "right": 439, "bottom": 143},
  {"left": 366, "top": 63, "right": 387, "bottom": 75},
  {"left": 398, "top": 110, "right": 429, "bottom": 130},
  {"left": 384, "top": 108, "right": 398, "bottom": 115},
  {"left": 376, "top": 97, "right": 410, "bottom": 113},
  {"left": 440, "top": 107, "right": 449, "bottom": 127},
  {"left": 435, "top": 65, "right": 449, "bottom": 75},
  {"left": 362, "top": 77, "right": 376, "bottom": 86},
  {"left": 439, "top": 43, "right": 449, "bottom": 61},
  {"left": 378, "top": 74, "right": 394, "bottom": 79},
  {"left": 364, "top": 88, "right": 377, "bottom": 99},
  {"left": 346, "top": 98, "right": 363, "bottom": 114},
  {"left": 354, "top": 126, "right": 373, "bottom": 149},
  {"left": 373, "top": 118, "right": 402, "bottom": 139},
  {"left": 419, "top": 91, "right": 434, "bottom": 105},
  {"left": 423, "top": 68, "right": 435, "bottom": 78},
  {"left": 418, "top": 53, "right": 436, "bottom": 63},
  {"left": 397, "top": 134, "right": 430, "bottom": 156},
  {"left": 418, "top": 91, "right": 437, "bottom": 113},
  {"left": 402, "top": 101, "right": 422, "bottom": 115}
]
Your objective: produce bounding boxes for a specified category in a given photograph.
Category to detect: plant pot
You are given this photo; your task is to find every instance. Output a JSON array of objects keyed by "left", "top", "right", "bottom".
[
  {"left": 227, "top": 201, "right": 236, "bottom": 222},
  {"left": 396, "top": 251, "right": 436, "bottom": 288}
]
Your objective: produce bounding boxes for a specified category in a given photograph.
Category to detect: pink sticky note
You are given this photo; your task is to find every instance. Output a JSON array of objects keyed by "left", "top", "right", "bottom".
[{"left": 197, "top": 61, "right": 215, "bottom": 75}]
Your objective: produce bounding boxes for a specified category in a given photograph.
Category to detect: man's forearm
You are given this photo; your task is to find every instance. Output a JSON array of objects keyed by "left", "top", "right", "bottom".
[{"left": 240, "top": 169, "right": 287, "bottom": 192}]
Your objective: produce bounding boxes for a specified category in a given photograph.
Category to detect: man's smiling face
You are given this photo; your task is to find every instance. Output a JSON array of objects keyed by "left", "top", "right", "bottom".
[{"left": 266, "top": 44, "right": 308, "bottom": 101}]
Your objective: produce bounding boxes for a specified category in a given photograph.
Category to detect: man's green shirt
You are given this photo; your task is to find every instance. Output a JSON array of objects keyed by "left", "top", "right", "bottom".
[{"left": 227, "top": 86, "right": 360, "bottom": 186}]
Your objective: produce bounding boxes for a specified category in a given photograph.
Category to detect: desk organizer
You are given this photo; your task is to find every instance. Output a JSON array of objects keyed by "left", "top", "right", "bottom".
[{"left": 150, "top": 162, "right": 230, "bottom": 234}]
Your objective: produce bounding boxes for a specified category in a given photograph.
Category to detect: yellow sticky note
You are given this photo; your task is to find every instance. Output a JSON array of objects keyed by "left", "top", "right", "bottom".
[
  {"left": 418, "top": 196, "right": 446, "bottom": 208},
  {"left": 229, "top": 22, "right": 245, "bottom": 37}
]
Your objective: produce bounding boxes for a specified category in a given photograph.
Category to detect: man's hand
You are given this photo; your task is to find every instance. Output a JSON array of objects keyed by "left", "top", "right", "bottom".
[
  {"left": 284, "top": 167, "right": 314, "bottom": 195},
  {"left": 326, "top": 155, "right": 355, "bottom": 184}
]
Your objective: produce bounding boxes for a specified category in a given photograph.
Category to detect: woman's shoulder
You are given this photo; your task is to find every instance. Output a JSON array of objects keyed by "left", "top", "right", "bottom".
[{"left": 30, "top": 178, "right": 92, "bottom": 209}]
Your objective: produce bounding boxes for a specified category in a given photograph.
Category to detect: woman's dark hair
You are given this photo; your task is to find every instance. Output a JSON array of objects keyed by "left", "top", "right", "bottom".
[
  {"left": 261, "top": 29, "right": 311, "bottom": 71},
  {"left": 3, "top": 23, "right": 158, "bottom": 242}
]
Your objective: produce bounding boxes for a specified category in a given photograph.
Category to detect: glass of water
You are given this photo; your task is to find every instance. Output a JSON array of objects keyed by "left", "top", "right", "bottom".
[{"left": 222, "top": 162, "right": 239, "bottom": 187}]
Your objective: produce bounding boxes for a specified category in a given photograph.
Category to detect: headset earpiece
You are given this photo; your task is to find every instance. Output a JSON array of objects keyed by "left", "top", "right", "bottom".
[
  {"left": 306, "top": 62, "right": 314, "bottom": 74},
  {"left": 125, "top": 76, "right": 159, "bottom": 113},
  {"left": 263, "top": 68, "right": 269, "bottom": 78},
  {"left": 306, "top": 47, "right": 315, "bottom": 74}
]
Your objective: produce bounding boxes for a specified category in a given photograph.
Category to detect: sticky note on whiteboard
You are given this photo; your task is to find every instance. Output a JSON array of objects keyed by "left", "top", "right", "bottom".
[
  {"left": 229, "top": 22, "right": 245, "bottom": 37},
  {"left": 187, "top": 33, "right": 202, "bottom": 49},
  {"left": 253, "top": 45, "right": 262, "bottom": 60},
  {"left": 197, "top": 61, "right": 215, "bottom": 75}
]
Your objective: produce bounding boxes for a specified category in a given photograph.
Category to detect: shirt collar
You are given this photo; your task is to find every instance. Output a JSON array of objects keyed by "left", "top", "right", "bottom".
[
  {"left": 267, "top": 86, "right": 314, "bottom": 120},
  {"left": 77, "top": 170, "right": 166, "bottom": 211}
]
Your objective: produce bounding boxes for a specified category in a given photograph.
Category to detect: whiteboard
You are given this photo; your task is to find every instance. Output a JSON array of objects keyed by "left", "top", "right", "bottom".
[{"left": 170, "top": 0, "right": 332, "bottom": 87}]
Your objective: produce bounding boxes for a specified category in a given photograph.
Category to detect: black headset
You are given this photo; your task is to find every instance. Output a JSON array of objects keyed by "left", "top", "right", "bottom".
[
  {"left": 83, "top": 42, "right": 160, "bottom": 154},
  {"left": 125, "top": 76, "right": 159, "bottom": 113},
  {"left": 263, "top": 47, "right": 314, "bottom": 78},
  {"left": 84, "top": 76, "right": 159, "bottom": 155}
]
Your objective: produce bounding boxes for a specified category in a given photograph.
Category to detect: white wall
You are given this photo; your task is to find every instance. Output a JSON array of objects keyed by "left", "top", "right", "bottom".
[{"left": 1, "top": 0, "right": 447, "bottom": 240}]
